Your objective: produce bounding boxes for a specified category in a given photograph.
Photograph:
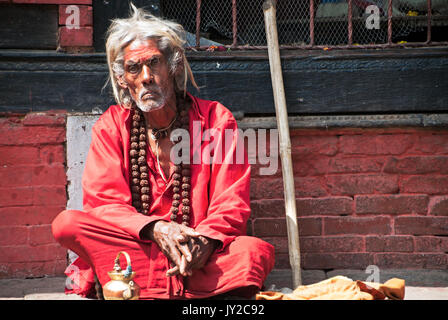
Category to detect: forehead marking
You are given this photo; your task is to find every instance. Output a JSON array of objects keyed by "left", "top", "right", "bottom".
[{"left": 124, "top": 42, "right": 161, "bottom": 64}]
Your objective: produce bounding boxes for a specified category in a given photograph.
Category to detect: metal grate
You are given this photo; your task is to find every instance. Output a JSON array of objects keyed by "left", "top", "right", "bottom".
[{"left": 160, "top": 0, "right": 448, "bottom": 49}]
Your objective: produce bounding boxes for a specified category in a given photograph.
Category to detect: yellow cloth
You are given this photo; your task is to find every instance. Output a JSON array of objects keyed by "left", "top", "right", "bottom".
[{"left": 256, "top": 276, "right": 405, "bottom": 300}]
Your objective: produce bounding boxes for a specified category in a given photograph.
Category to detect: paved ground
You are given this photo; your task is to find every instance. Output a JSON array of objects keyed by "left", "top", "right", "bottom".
[{"left": 1, "top": 269, "right": 447, "bottom": 300}]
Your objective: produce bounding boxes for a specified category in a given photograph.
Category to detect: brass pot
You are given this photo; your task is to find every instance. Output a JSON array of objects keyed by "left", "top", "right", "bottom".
[{"left": 102, "top": 251, "right": 141, "bottom": 300}]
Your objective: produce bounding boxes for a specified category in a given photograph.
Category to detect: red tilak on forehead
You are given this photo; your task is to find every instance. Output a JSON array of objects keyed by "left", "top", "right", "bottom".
[{"left": 124, "top": 44, "right": 161, "bottom": 63}]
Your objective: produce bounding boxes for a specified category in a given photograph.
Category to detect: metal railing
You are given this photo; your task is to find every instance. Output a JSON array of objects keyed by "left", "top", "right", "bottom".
[{"left": 160, "top": 0, "right": 448, "bottom": 50}]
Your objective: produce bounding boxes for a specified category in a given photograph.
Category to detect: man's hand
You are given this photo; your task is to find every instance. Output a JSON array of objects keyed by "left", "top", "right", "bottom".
[
  {"left": 144, "top": 220, "right": 201, "bottom": 277},
  {"left": 166, "top": 235, "right": 219, "bottom": 277}
]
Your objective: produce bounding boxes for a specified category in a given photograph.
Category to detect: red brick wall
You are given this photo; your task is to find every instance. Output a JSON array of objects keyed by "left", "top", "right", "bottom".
[
  {"left": 0, "top": 111, "right": 67, "bottom": 278},
  {"left": 1, "top": 0, "right": 94, "bottom": 52},
  {"left": 249, "top": 127, "right": 448, "bottom": 270},
  {"left": 0, "top": 112, "right": 447, "bottom": 279}
]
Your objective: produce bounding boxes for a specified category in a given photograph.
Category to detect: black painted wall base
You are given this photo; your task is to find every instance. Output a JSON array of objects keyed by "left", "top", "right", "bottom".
[{"left": 0, "top": 48, "right": 447, "bottom": 115}]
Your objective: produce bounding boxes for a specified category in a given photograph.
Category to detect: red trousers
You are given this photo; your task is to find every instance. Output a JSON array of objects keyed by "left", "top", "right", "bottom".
[{"left": 52, "top": 209, "right": 275, "bottom": 299}]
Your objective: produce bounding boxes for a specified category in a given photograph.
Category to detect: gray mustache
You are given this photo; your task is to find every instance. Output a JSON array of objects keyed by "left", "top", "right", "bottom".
[{"left": 139, "top": 87, "right": 160, "bottom": 100}]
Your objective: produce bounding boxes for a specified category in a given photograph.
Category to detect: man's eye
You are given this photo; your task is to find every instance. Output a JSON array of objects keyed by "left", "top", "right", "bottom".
[
  {"left": 128, "top": 65, "right": 139, "bottom": 73},
  {"left": 150, "top": 58, "right": 160, "bottom": 67}
]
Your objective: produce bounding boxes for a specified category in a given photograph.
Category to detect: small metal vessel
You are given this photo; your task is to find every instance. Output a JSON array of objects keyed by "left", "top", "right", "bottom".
[{"left": 102, "top": 251, "right": 140, "bottom": 300}]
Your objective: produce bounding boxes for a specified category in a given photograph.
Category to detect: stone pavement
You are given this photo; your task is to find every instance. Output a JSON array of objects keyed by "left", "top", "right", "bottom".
[{"left": 0, "top": 269, "right": 447, "bottom": 300}]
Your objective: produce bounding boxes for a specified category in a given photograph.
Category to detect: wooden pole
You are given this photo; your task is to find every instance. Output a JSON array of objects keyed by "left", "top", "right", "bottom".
[{"left": 263, "top": 0, "right": 302, "bottom": 288}]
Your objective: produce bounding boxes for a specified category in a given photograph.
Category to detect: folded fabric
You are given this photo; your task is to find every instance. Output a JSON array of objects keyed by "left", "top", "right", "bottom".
[{"left": 256, "top": 276, "right": 405, "bottom": 300}]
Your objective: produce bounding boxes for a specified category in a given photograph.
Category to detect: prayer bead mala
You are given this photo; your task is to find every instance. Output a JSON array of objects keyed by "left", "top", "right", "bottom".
[{"left": 129, "top": 96, "right": 192, "bottom": 226}]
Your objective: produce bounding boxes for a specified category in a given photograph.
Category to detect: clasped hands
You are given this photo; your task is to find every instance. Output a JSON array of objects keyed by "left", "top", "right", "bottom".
[{"left": 144, "top": 220, "right": 219, "bottom": 277}]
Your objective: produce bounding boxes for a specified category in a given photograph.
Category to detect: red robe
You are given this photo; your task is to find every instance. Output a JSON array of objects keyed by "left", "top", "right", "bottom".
[{"left": 52, "top": 94, "right": 275, "bottom": 299}]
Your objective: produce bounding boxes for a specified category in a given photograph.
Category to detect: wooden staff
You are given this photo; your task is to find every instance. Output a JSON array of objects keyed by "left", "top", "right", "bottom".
[{"left": 263, "top": 0, "right": 302, "bottom": 287}]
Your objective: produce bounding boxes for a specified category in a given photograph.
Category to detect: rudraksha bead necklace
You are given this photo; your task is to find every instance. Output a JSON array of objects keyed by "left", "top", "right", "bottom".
[{"left": 129, "top": 95, "right": 192, "bottom": 226}]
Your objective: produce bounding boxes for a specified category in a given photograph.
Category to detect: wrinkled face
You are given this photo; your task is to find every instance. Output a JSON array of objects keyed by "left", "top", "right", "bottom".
[{"left": 119, "top": 39, "right": 175, "bottom": 112}]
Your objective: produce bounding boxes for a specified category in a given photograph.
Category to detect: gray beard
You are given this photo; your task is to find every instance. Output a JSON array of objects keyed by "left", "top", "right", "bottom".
[
  {"left": 135, "top": 87, "right": 166, "bottom": 112},
  {"left": 135, "top": 97, "right": 165, "bottom": 112}
]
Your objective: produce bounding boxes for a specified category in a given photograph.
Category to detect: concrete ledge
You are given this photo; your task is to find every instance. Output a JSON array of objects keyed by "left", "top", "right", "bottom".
[
  {"left": 2, "top": 270, "right": 447, "bottom": 300},
  {"left": 237, "top": 113, "right": 448, "bottom": 130},
  {"left": 0, "top": 277, "right": 66, "bottom": 298},
  {"left": 264, "top": 269, "right": 448, "bottom": 290}
]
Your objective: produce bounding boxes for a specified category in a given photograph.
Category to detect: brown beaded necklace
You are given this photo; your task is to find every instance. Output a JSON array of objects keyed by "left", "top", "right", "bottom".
[{"left": 129, "top": 95, "right": 192, "bottom": 226}]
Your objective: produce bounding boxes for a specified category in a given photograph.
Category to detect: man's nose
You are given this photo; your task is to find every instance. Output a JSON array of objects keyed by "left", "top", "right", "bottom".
[{"left": 141, "top": 64, "right": 153, "bottom": 84}]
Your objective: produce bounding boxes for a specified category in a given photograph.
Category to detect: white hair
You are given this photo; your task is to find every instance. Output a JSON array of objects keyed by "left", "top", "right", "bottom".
[{"left": 105, "top": 3, "right": 198, "bottom": 107}]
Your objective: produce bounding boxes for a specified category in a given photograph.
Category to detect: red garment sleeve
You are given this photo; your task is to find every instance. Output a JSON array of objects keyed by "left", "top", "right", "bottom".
[
  {"left": 82, "top": 110, "right": 159, "bottom": 240},
  {"left": 194, "top": 112, "right": 251, "bottom": 251}
]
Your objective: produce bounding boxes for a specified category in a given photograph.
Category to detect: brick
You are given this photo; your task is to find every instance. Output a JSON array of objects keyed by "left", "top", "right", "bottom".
[
  {"left": 33, "top": 186, "right": 66, "bottom": 206},
  {"left": 326, "top": 174, "right": 398, "bottom": 196},
  {"left": 0, "top": 206, "right": 65, "bottom": 226},
  {"left": 0, "top": 165, "right": 65, "bottom": 188},
  {"left": 253, "top": 217, "right": 322, "bottom": 237},
  {"left": 0, "top": 187, "right": 34, "bottom": 207},
  {"left": 0, "top": 226, "right": 28, "bottom": 246},
  {"left": 0, "top": 166, "right": 32, "bottom": 187},
  {"left": 384, "top": 156, "right": 448, "bottom": 174},
  {"left": 59, "top": 5, "right": 92, "bottom": 26},
  {"left": 339, "top": 134, "right": 413, "bottom": 155},
  {"left": 414, "top": 236, "right": 448, "bottom": 252},
  {"left": 23, "top": 111, "right": 66, "bottom": 127},
  {"left": 302, "top": 253, "right": 373, "bottom": 269},
  {"left": 374, "top": 253, "right": 448, "bottom": 269},
  {"left": 39, "top": 145, "right": 66, "bottom": 165},
  {"left": 0, "top": 146, "right": 40, "bottom": 165},
  {"left": 262, "top": 237, "right": 289, "bottom": 253},
  {"left": 300, "top": 235, "right": 364, "bottom": 253},
  {"left": 395, "top": 217, "right": 448, "bottom": 235},
  {"left": 323, "top": 216, "right": 392, "bottom": 235},
  {"left": 295, "top": 177, "right": 328, "bottom": 197},
  {"left": 272, "top": 253, "right": 290, "bottom": 269},
  {"left": 355, "top": 194, "right": 428, "bottom": 215},
  {"left": 365, "top": 235, "right": 414, "bottom": 252},
  {"left": 0, "top": 125, "right": 65, "bottom": 146},
  {"left": 0, "top": 244, "right": 66, "bottom": 263},
  {"left": 262, "top": 235, "right": 366, "bottom": 263},
  {"left": 292, "top": 156, "right": 330, "bottom": 177},
  {"left": 401, "top": 176, "right": 448, "bottom": 195},
  {"left": 296, "top": 197, "right": 353, "bottom": 216},
  {"left": 298, "top": 217, "right": 323, "bottom": 236},
  {"left": 59, "top": 26, "right": 93, "bottom": 47},
  {"left": 250, "top": 178, "right": 283, "bottom": 200},
  {"left": 251, "top": 199, "right": 284, "bottom": 218},
  {"left": 0, "top": 259, "right": 67, "bottom": 279},
  {"left": 251, "top": 196, "right": 353, "bottom": 218},
  {"left": 251, "top": 176, "right": 329, "bottom": 198},
  {"left": 13, "top": 0, "right": 91, "bottom": 4},
  {"left": 412, "top": 134, "right": 448, "bottom": 154},
  {"left": 32, "top": 164, "right": 67, "bottom": 186},
  {"left": 28, "top": 224, "right": 56, "bottom": 246},
  {"left": 429, "top": 196, "right": 448, "bottom": 216},
  {"left": 291, "top": 135, "right": 338, "bottom": 157},
  {"left": 328, "top": 156, "right": 384, "bottom": 174}
]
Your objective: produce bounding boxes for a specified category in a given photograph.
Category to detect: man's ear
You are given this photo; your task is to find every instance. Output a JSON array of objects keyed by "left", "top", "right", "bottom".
[{"left": 117, "top": 76, "right": 128, "bottom": 89}]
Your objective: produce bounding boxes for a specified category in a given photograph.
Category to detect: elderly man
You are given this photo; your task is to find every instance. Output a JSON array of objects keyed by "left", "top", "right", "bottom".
[{"left": 52, "top": 5, "right": 275, "bottom": 299}]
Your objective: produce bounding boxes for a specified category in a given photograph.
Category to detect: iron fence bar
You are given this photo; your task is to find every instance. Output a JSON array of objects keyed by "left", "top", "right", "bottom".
[
  {"left": 427, "top": 0, "right": 432, "bottom": 43},
  {"left": 348, "top": 0, "right": 353, "bottom": 45},
  {"left": 388, "top": 0, "right": 393, "bottom": 44},
  {"left": 309, "top": 0, "right": 315, "bottom": 46},
  {"left": 196, "top": 0, "right": 202, "bottom": 48},
  {"left": 185, "top": 41, "right": 448, "bottom": 51},
  {"left": 232, "top": 0, "right": 238, "bottom": 47}
]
